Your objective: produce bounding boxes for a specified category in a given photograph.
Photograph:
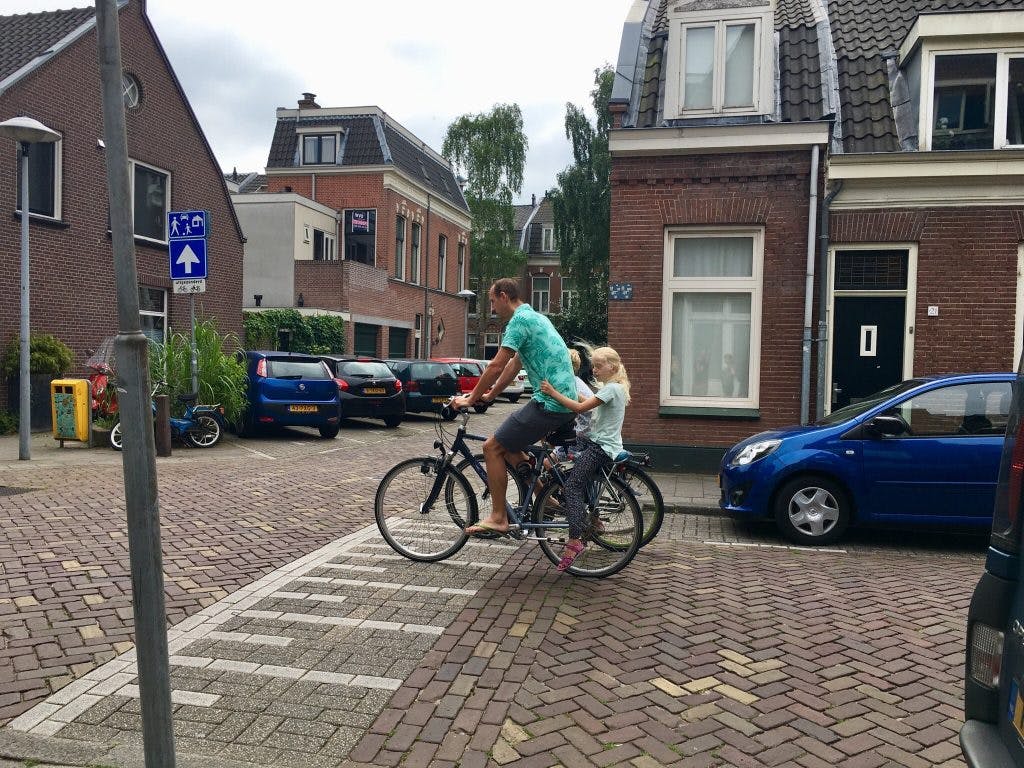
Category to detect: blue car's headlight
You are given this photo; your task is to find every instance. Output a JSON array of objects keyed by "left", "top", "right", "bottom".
[{"left": 730, "top": 439, "right": 781, "bottom": 467}]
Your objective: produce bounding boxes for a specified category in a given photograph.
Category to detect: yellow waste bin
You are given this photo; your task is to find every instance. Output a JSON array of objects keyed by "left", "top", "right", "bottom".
[{"left": 51, "top": 379, "right": 90, "bottom": 442}]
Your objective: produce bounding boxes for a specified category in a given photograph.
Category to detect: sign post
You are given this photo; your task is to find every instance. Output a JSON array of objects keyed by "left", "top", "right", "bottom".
[{"left": 168, "top": 210, "right": 208, "bottom": 394}]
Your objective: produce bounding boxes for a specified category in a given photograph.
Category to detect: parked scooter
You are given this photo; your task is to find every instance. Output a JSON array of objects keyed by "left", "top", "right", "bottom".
[{"left": 110, "top": 381, "right": 226, "bottom": 451}]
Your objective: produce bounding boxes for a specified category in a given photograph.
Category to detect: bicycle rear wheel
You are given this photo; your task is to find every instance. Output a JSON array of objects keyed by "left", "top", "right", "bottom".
[
  {"left": 375, "top": 457, "right": 477, "bottom": 561},
  {"left": 618, "top": 465, "right": 665, "bottom": 547},
  {"left": 532, "top": 476, "right": 642, "bottom": 578}
]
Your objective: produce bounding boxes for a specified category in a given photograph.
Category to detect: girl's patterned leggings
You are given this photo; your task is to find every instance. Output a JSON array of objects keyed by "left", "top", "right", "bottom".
[{"left": 562, "top": 437, "right": 610, "bottom": 539}]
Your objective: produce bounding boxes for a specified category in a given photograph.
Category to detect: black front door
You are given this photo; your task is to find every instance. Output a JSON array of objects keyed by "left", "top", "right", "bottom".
[{"left": 831, "top": 296, "right": 905, "bottom": 409}]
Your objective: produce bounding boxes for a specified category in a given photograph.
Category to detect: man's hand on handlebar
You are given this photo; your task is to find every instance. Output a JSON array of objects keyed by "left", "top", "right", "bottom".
[{"left": 452, "top": 394, "right": 474, "bottom": 410}]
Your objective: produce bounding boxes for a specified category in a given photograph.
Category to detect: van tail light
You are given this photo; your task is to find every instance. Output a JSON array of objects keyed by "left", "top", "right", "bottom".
[
  {"left": 393, "top": 380, "right": 402, "bottom": 392},
  {"left": 406, "top": 380, "right": 419, "bottom": 392},
  {"left": 256, "top": 358, "right": 267, "bottom": 377},
  {"left": 968, "top": 622, "right": 1005, "bottom": 688},
  {"left": 335, "top": 378, "right": 349, "bottom": 392}
]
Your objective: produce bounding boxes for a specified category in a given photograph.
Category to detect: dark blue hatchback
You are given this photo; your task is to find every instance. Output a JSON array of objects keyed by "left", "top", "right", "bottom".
[
  {"left": 238, "top": 351, "right": 341, "bottom": 439},
  {"left": 719, "top": 373, "right": 1014, "bottom": 545}
]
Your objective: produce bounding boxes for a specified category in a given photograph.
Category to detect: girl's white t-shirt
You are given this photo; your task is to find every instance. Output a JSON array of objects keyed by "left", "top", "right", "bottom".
[{"left": 590, "top": 381, "right": 625, "bottom": 459}]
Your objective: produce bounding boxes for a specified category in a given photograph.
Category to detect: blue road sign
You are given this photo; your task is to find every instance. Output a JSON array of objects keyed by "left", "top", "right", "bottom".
[
  {"left": 169, "top": 238, "right": 208, "bottom": 280},
  {"left": 168, "top": 210, "right": 207, "bottom": 240}
]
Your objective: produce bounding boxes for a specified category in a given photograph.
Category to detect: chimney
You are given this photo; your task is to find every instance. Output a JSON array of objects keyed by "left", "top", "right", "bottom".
[
  {"left": 298, "top": 92, "right": 320, "bottom": 109},
  {"left": 531, "top": 194, "right": 536, "bottom": 206}
]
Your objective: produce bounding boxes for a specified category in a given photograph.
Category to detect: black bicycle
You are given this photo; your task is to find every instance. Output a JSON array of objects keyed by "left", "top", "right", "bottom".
[{"left": 374, "top": 405, "right": 644, "bottom": 578}]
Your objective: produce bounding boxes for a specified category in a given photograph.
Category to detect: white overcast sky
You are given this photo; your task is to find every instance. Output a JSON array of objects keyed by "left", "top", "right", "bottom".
[{"left": 12, "top": 0, "right": 631, "bottom": 204}]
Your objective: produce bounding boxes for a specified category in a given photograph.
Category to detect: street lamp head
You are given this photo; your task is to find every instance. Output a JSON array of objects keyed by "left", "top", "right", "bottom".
[
  {"left": 457, "top": 289, "right": 475, "bottom": 300},
  {"left": 0, "top": 116, "right": 60, "bottom": 145}
]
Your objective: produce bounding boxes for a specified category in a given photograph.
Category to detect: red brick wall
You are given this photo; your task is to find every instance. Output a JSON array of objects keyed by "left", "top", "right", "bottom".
[
  {"left": 832, "top": 206, "right": 1023, "bottom": 373},
  {"left": 271, "top": 171, "right": 471, "bottom": 358},
  {"left": 0, "top": 2, "right": 243, "bottom": 410},
  {"left": 609, "top": 150, "right": 819, "bottom": 449}
]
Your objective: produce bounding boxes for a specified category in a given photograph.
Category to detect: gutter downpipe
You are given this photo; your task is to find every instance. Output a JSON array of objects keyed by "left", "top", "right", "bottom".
[
  {"left": 799, "top": 144, "right": 821, "bottom": 425},
  {"left": 423, "top": 192, "right": 431, "bottom": 358},
  {"left": 816, "top": 178, "right": 843, "bottom": 420}
]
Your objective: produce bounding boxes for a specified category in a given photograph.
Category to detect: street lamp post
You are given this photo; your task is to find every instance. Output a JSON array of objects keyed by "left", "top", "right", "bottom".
[
  {"left": 457, "top": 289, "right": 475, "bottom": 357},
  {"left": 0, "top": 117, "right": 60, "bottom": 460}
]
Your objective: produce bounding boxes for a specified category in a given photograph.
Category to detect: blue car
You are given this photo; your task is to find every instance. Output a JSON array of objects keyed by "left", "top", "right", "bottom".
[
  {"left": 719, "top": 373, "right": 1014, "bottom": 545},
  {"left": 238, "top": 351, "right": 342, "bottom": 439}
]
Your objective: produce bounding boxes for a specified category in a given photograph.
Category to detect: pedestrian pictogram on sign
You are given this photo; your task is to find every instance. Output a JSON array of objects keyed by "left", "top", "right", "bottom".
[{"left": 168, "top": 210, "right": 209, "bottom": 280}]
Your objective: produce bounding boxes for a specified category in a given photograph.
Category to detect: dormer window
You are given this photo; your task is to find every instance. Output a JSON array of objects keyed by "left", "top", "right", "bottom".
[
  {"left": 302, "top": 134, "right": 337, "bottom": 165},
  {"left": 664, "top": 6, "right": 773, "bottom": 119}
]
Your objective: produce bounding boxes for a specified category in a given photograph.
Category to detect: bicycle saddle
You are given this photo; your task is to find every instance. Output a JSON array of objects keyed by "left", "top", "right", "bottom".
[{"left": 177, "top": 392, "right": 198, "bottom": 405}]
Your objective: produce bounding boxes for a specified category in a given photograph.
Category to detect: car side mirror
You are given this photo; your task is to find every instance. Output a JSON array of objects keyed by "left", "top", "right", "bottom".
[{"left": 867, "top": 415, "right": 907, "bottom": 437}]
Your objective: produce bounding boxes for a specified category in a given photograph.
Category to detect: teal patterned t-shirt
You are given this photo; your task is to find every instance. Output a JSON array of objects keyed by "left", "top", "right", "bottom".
[{"left": 501, "top": 304, "right": 575, "bottom": 413}]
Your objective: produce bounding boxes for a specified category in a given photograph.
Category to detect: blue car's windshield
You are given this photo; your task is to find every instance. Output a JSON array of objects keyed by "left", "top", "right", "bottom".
[{"left": 814, "top": 379, "right": 925, "bottom": 426}]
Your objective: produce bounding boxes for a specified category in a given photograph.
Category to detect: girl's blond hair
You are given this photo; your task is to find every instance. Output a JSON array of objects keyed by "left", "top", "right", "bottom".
[{"left": 592, "top": 346, "right": 631, "bottom": 404}]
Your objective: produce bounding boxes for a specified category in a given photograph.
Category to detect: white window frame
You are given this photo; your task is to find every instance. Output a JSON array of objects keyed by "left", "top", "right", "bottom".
[
  {"left": 920, "top": 45, "right": 1024, "bottom": 150},
  {"left": 532, "top": 275, "right": 550, "bottom": 314},
  {"left": 542, "top": 227, "right": 556, "bottom": 252},
  {"left": 438, "top": 234, "right": 447, "bottom": 291},
  {"left": 560, "top": 277, "right": 575, "bottom": 313},
  {"left": 129, "top": 159, "right": 170, "bottom": 244},
  {"left": 410, "top": 222, "right": 421, "bottom": 285},
  {"left": 15, "top": 137, "right": 62, "bottom": 221},
  {"left": 313, "top": 229, "right": 335, "bottom": 261},
  {"left": 660, "top": 227, "right": 764, "bottom": 409},
  {"left": 395, "top": 215, "right": 406, "bottom": 281},
  {"left": 663, "top": 8, "right": 773, "bottom": 118},
  {"left": 139, "top": 285, "right": 167, "bottom": 344}
]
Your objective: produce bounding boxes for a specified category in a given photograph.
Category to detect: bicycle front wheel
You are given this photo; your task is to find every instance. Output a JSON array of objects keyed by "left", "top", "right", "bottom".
[
  {"left": 454, "top": 454, "right": 527, "bottom": 519},
  {"left": 618, "top": 465, "right": 665, "bottom": 547},
  {"left": 532, "top": 476, "right": 642, "bottom": 578},
  {"left": 375, "top": 457, "right": 478, "bottom": 562}
]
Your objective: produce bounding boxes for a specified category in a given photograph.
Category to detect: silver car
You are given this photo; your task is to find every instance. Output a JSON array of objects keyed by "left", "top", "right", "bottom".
[{"left": 477, "top": 359, "right": 527, "bottom": 403}]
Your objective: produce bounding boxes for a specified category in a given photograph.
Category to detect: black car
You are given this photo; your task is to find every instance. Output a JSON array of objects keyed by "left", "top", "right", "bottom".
[
  {"left": 383, "top": 359, "right": 458, "bottom": 419},
  {"left": 237, "top": 351, "right": 341, "bottom": 438},
  {"left": 962, "top": 362, "right": 1024, "bottom": 767},
  {"left": 321, "top": 356, "right": 404, "bottom": 428}
]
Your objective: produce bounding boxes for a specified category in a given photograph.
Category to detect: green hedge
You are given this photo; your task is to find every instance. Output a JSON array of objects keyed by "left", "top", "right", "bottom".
[
  {"left": 0, "top": 333, "right": 74, "bottom": 379},
  {"left": 243, "top": 310, "right": 346, "bottom": 355}
]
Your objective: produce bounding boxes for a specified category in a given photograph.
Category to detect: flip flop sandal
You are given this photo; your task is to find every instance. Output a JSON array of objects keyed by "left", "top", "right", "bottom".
[
  {"left": 464, "top": 521, "right": 510, "bottom": 538},
  {"left": 556, "top": 541, "right": 586, "bottom": 572}
]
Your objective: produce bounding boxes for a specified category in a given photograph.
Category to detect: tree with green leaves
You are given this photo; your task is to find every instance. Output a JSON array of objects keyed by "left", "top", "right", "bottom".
[
  {"left": 442, "top": 105, "right": 528, "bottom": 351},
  {"left": 548, "top": 66, "right": 614, "bottom": 345}
]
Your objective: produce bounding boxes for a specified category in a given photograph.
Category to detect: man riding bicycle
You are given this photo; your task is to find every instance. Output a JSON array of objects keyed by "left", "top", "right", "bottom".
[{"left": 453, "top": 277, "right": 576, "bottom": 536}]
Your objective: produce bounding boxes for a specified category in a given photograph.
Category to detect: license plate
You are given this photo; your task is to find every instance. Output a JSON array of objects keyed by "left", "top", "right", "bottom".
[
  {"left": 432, "top": 397, "right": 447, "bottom": 404},
  {"left": 288, "top": 404, "right": 318, "bottom": 413},
  {"left": 364, "top": 388, "right": 386, "bottom": 395}
]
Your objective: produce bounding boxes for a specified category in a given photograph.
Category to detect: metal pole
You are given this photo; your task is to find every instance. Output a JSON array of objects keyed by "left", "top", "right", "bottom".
[
  {"left": 18, "top": 143, "right": 31, "bottom": 460},
  {"left": 423, "top": 193, "right": 431, "bottom": 358},
  {"left": 189, "top": 294, "right": 197, "bottom": 394},
  {"left": 95, "top": 1, "right": 176, "bottom": 765}
]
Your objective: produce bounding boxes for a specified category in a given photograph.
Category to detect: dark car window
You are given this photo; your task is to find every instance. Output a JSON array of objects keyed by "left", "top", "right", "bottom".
[
  {"left": 266, "top": 359, "right": 331, "bottom": 379},
  {"left": 815, "top": 379, "right": 925, "bottom": 426},
  {"left": 411, "top": 362, "right": 453, "bottom": 379},
  {"left": 339, "top": 361, "right": 392, "bottom": 378},
  {"left": 891, "top": 382, "right": 1012, "bottom": 437}
]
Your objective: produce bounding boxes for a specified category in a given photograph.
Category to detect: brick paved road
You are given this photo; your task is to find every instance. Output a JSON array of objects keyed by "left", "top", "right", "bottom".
[{"left": 0, "top": 403, "right": 988, "bottom": 766}]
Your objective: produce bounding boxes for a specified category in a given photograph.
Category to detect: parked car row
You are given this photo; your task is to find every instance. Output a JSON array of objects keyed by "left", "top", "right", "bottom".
[{"left": 236, "top": 351, "right": 532, "bottom": 436}]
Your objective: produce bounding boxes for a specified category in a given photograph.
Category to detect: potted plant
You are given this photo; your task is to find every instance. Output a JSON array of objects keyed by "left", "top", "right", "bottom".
[{"left": 1, "top": 333, "right": 74, "bottom": 433}]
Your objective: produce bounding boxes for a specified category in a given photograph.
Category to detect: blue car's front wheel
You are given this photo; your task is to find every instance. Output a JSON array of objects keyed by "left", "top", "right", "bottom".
[{"left": 774, "top": 475, "right": 851, "bottom": 546}]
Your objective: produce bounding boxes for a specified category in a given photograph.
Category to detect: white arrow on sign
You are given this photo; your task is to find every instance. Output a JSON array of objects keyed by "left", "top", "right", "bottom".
[{"left": 175, "top": 243, "right": 201, "bottom": 274}]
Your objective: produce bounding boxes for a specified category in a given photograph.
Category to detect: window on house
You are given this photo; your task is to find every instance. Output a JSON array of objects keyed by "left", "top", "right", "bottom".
[
  {"left": 131, "top": 160, "right": 169, "bottom": 242},
  {"left": 139, "top": 286, "right": 166, "bottom": 344},
  {"left": 679, "top": 19, "right": 759, "bottom": 113},
  {"left": 532, "top": 275, "right": 550, "bottom": 314},
  {"left": 662, "top": 230, "right": 763, "bottom": 407},
  {"left": 344, "top": 209, "right": 376, "bottom": 265},
  {"left": 438, "top": 235, "right": 447, "bottom": 290},
  {"left": 16, "top": 139, "right": 61, "bottom": 219},
  {"left": 410, "top": 223, "right": 421, "bottom": 284},
  {"left": 313, "top": 229, "right": 335, "bottom": 261},
  {"left": 457, "top": 242, "right": 466, "bottom": 292},
  {"left": 560, "top": 277, "right": 575, "bottom": 313},
  {"left": 928, "top": 51, "right": 1024, "bottom": 149},
  {"left": 395, "top": 215, "right": 406, "bottom": 280},
  {"left": 302, "top": 134, "right": 336, "bottom": 165},
  {"left": 542, "top": 227, "right": 556, "bottom": 252}
]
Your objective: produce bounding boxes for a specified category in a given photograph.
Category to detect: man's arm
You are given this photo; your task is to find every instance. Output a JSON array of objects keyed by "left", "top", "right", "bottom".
[
  {"left": 483, "top": 354, "right": 522, "bottom": 401},
  {"left": 454, "top": 347, "right": 514, "bottom": 407}
]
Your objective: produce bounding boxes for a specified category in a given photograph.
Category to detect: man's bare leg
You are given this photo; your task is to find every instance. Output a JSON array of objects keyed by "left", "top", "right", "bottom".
[{"left": 465, "top": 436, "right": 511, "bottom": 532}]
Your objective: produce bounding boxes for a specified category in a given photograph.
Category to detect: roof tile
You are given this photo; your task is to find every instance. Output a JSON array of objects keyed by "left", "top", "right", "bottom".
[{"left": 0, "top": 7, "right": 94, "bottom": 84}]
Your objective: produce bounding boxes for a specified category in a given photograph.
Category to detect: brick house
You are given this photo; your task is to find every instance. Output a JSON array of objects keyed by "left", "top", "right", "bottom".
[
  {"left": 609, "top": 0, "right": 1024, "bottom": 470},
  {"left": 257, "top": 96, "right": 473, "bottom": 359},
  {"left": 0, "top": 2, "right": 244, "bottom": 413}
]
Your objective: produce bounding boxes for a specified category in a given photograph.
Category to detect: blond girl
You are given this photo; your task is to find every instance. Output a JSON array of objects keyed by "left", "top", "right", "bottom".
[{"left": 539, "top": 346, "right": 631, "bottom": 571}]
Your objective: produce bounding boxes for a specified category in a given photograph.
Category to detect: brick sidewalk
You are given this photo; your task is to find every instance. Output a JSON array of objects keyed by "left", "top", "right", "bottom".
[{"left": 0, "top": 409, "right": 985, "bottom": 767}]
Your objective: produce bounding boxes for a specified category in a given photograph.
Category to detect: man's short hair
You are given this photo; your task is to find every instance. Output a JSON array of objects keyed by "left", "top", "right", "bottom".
[{"left": 491, "top": 278, "right": 520, "bottom": 301}]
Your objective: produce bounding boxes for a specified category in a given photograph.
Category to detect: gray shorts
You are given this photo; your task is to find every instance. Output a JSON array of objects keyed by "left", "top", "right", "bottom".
[{"left": 494, "top": 399, "right": 575, "bottom": 453}]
